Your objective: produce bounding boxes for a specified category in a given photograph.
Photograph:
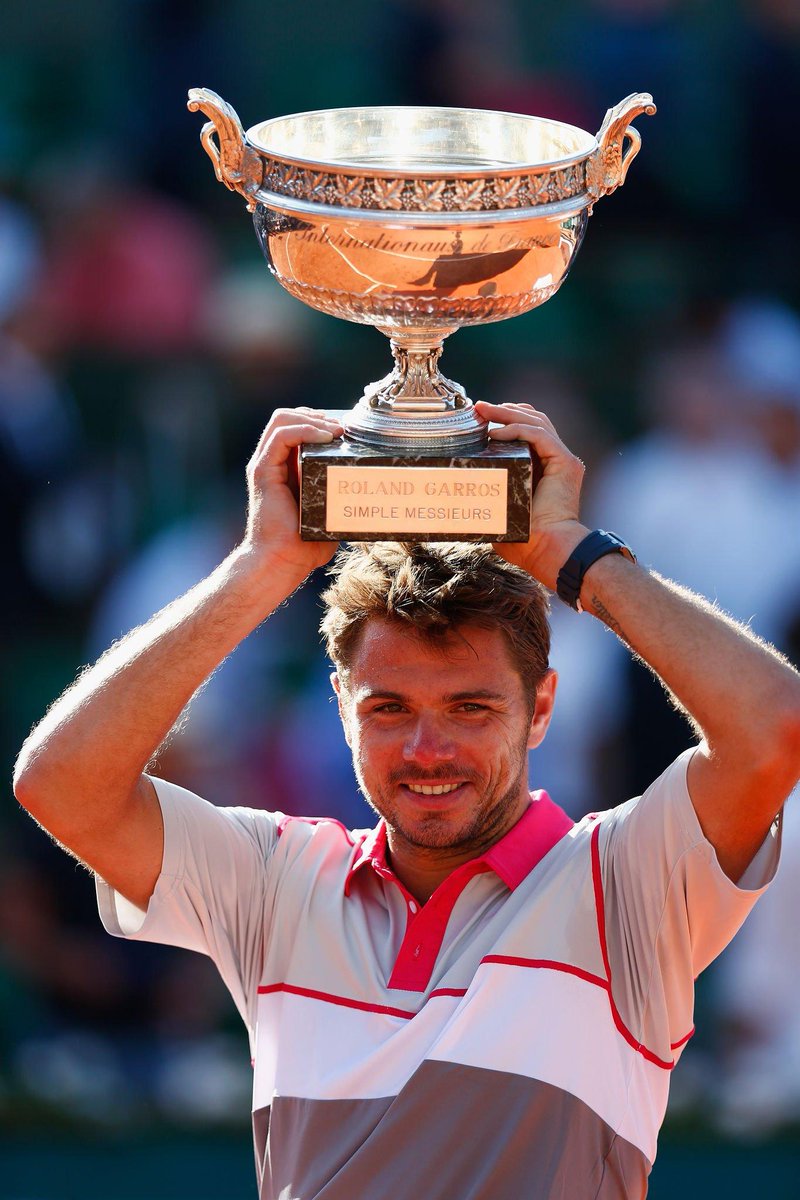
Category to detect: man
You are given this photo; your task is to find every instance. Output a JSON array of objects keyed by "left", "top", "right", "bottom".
[{"left": 14, "top": 401, "right": 800, "bottom": 1198}]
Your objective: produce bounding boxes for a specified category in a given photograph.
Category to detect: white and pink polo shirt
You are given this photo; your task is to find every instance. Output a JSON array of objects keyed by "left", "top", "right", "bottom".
[{"left": 97, "top": 749, "right": 779, "bottom": 1199}]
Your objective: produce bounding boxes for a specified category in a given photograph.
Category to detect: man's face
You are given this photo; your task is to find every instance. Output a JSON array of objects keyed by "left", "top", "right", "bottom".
[{"left": 335, "top": 617, "right": 555, "bottom": 862}]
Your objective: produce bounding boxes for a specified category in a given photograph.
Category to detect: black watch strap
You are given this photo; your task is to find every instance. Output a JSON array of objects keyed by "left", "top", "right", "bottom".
[{"left": 556, "top": 529, "right": 636, "bottom": 612}]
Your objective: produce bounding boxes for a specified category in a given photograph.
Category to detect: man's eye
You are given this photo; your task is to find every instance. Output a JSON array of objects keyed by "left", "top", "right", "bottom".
[
  {"left": 457, "top": 703, "right": 487, "bottom": 713},
  {"left": 373, "top": 703, "right": 406, "bottom": 714}
]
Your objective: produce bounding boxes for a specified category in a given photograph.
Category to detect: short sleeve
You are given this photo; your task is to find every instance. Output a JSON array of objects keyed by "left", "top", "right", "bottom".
[
  {"left": 96, "top": 775, "right": 283, "bottom": 1034},
  {"left": 596, "top": 748, "right": 781, "bottom": 1056}
]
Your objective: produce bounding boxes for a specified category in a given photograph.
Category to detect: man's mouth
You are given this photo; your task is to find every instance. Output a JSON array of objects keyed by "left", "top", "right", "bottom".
[{"left": 404, "top": 782, "right": 463, "bottom": 796}]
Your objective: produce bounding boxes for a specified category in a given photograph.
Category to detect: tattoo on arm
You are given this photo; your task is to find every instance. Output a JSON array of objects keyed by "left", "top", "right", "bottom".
[{"left": 590, "top": 594, "right": 629, "bottom": 644}]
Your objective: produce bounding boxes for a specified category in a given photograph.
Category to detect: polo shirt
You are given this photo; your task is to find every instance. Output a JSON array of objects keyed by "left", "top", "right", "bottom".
[{"left": 97, "top": 749, "right": 779, "bottom": 1199}]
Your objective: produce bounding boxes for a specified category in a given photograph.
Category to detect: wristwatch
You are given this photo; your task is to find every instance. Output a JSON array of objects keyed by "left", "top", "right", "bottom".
[{"left": 556, "top": 529, "right": 636, "bottom": 612}]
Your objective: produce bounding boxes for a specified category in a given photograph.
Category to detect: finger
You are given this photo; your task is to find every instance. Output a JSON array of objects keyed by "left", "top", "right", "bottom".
[
  {"left": 474, "top": 403, "right": 556, "bottom": 432},
  {"left": 252, "top": 423, "right": 342, "bottom": 472},
  {"left": 270, "top": 406, "right": 332, "bottom": 419},
  {"left": 486, "top": 422, "right": 581, "bottom": 469},
  {"left": 475, "top": 400, "right": 557, "bottom": 430},
  {"left": 260, "top": 409, "right": 344, "bottom": 437},
  {"left": 475, "top": 400, "right": 546, "bottom": 417},
  {"left": 486, "top": 421, "right": 557, "bottom": 445},
  {"left": 255, "top": 411, "right": 343, "bottom": 457},
  {"left": 272, "top": 406, "right": 342, "bottom": 426},
  {"left": 487, "top": 422, "right": 558, "bottom": 444}
]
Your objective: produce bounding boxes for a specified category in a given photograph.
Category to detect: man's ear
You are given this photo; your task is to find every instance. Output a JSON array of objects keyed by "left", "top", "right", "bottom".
[
  {"left": 331, "top": 671, "right": 352, "bottom": 747},
  {"left": 527, "top": 669, "right": 557, "bottom": 750}
]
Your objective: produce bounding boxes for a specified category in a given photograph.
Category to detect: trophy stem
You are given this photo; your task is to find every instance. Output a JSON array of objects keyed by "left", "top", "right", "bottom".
[
  {"left": 344, "top": 328, "right": 487, "bottom": 449},
  {"left": 368, "top": 330, "right": 466, "bottom": 414}
]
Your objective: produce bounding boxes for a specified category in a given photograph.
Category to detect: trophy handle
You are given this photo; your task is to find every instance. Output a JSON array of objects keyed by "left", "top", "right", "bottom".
[
  {"left": 586, "top": 92, "right": 656, "bottom": 204},
  {"left": 187, "top": 87, "right": 264, "bottom": 212}
]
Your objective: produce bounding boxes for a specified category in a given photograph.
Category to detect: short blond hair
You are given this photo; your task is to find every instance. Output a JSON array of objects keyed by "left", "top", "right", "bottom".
[{"left": 320, "top": 542, "right": 550, "bottom": 704}]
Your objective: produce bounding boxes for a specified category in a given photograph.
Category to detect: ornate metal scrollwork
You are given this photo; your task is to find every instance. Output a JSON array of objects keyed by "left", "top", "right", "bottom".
[
  {"left": 187, "top": 87, "right": 264, "bottom": 212},
  {"left": 260, "top": 159, "right": 589, "bottom": 214},
  {"left": 586, "top": 93, "right": 657, "bottom": 203}
]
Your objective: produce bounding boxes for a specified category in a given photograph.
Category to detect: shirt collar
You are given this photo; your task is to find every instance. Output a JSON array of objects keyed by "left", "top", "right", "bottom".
[{"left": 344, "top": 791, "right": 574, "bottom": 896}]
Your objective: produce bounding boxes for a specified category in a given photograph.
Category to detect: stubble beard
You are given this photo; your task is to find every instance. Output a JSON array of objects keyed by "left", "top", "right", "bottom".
[{"left": 354, "top": 742, "right": 530, "bottom": 856}]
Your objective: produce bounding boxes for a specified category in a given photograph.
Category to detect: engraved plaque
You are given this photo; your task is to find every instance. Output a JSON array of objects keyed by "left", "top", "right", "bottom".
[{"left": 325, "top": 466, "right": 509, "bottom": 537}]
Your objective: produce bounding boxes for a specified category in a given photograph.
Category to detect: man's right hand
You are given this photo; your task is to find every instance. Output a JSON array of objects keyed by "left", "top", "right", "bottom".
[{"left": 241, "top": 407, "right": 344, "bottom": 584}]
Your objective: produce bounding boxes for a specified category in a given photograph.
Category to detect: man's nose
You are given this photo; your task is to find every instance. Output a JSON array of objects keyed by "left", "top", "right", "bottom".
[{"left": 403, "top": 714, "right": 456, "bottom": 765}]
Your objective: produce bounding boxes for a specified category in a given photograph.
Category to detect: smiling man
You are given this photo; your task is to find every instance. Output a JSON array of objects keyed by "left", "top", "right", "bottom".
[{"left": 14, "top": 401, "right": 800, "bottom": 1199}]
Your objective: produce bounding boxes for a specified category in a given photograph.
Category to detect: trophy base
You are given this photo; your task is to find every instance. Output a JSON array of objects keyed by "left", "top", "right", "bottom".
[{"left": 299, "top": 415, "right": 535, "bottom": 543}]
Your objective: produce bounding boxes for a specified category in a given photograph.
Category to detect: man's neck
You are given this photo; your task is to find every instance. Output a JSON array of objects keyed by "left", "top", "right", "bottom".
[{"left": 386, "top": 846, "right": 469, "bottom": 905}]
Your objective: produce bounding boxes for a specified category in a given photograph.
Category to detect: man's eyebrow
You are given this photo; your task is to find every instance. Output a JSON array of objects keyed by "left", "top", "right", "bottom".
[
  {"left": 353, "top": 688, "right": 507, "bottom": 704},
  {"left": 353, "top": 689, "right": 408, "bottom": 703}
]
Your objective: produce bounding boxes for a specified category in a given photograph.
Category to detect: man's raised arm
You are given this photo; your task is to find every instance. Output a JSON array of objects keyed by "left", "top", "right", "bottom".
[
  {"left": 477, "top": 399, "right": 800, "bottom": 882},
  {"left": 13, "top": 408, "right": 343, "bottom": 910}
]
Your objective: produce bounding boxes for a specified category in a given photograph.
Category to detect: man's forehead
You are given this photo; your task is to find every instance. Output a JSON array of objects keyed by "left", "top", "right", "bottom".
[{"left": 346, "top": 616, "right": 519, "bottom": 684}]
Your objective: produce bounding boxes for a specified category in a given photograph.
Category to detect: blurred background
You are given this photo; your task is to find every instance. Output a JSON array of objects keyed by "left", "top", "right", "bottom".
[{"left": 2, "top": 0, "right": 800, "bottom": 1195}]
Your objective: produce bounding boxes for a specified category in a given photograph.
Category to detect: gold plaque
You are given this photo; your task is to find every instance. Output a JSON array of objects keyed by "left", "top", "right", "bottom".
[{"left": 325, "top": 466, "right": 509, "bottom": 537}]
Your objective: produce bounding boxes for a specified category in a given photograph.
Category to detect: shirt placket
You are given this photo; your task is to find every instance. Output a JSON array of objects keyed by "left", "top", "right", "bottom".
[{"left": 386, "top": 861, "right": 491, "bottom": 992}]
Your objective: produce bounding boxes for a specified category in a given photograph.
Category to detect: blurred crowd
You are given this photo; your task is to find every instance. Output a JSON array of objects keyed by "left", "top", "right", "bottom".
[{"left": 2, "top": 0, "right": 800, "bottom": 1143}]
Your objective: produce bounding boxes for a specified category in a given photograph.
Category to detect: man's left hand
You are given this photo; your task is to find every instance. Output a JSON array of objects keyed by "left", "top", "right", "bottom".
[{"left": 474, "top": 400, "right": 589, "bottom": 589}]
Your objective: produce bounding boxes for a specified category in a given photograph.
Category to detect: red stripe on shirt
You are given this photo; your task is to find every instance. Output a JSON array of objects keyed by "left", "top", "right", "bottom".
[
  {"left": 670, "top": 1027, "right": 695, "bottom": 1050},
  {"left": 481, "top": 954, "right": 609, "bottom": 991},
  {"left": 258, "top": 982, "right": 415, "bottom": 1020},
  {"left": 590, "top": 821, "right": 680, "bottom": 1071}
]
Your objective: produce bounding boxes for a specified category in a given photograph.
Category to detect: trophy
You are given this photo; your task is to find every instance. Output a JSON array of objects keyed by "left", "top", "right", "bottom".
[{"left": 188, "top": 90, "right": 655, "bottom": 541}]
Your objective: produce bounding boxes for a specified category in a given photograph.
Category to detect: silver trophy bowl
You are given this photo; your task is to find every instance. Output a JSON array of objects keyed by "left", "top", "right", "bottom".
[{"left": 188, "top": 91, "right": 655, "bottom": 451}]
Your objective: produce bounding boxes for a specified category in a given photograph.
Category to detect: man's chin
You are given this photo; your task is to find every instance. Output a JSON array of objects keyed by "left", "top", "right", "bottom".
[{"left": 389, "top": 812, "right": 481, "bottom": 852}]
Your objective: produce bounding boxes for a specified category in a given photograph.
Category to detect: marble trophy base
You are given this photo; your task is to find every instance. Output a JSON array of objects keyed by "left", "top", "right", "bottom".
[{"left": 299, "top": 415, "right": 535, "bottom": 543}]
